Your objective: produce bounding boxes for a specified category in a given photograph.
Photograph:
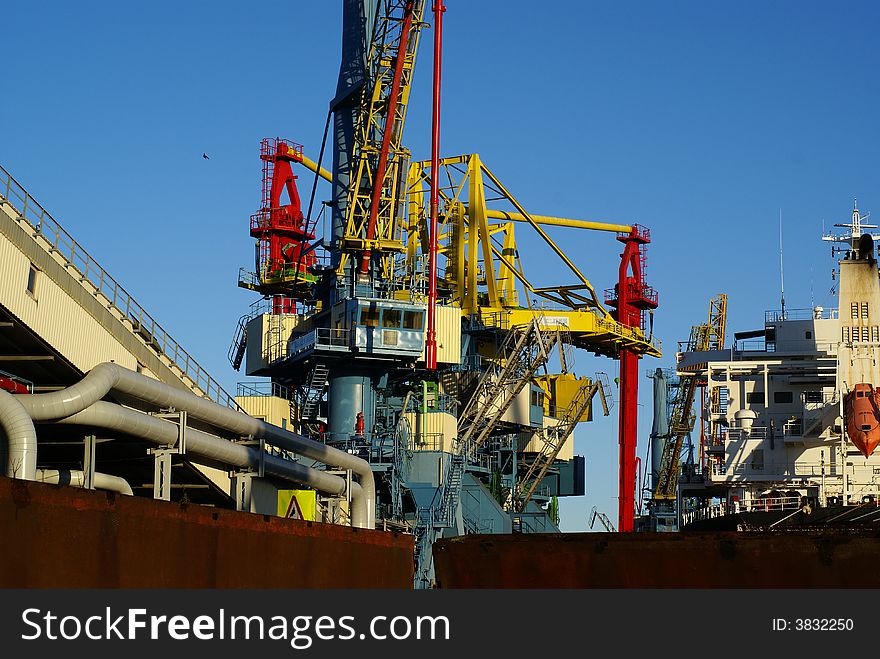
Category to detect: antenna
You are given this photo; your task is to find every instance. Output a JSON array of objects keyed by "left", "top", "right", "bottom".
[
  {"left": 810, "top": 265, "right": 814, "bottom": 309},
  {"left": 779, "top": 208, "right": 786, "bottom": 319}
]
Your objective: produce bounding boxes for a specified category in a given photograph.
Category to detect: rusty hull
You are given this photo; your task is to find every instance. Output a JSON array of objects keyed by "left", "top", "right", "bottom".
[
  {"left": 433, "top": 531, "right": 880, "bottom": 588},
  {"left": 0, "top": 476, "right": 413, "bottom": 588}
]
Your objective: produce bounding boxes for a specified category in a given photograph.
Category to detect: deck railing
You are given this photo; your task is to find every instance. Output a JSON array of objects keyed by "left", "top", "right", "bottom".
[{"left": 0, "top": 163, "right": 238, "bottom": 410}]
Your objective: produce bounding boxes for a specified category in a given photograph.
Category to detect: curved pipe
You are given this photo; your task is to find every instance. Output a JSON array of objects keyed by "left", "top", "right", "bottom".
[
  {"left": 17, "top": 363, "right": 119, "bottom": 421},
  {"left": 0, "top": 389, "right": 37, "bottom": 480},
  {"left": 36, "top": 468, "right": 134, "bottom": 496},
  {"left": 16, "top": 363, "right": 375, "bottom": 528},
  {"left": 52, "top": 401, "right": 366, "bottom": 527}
]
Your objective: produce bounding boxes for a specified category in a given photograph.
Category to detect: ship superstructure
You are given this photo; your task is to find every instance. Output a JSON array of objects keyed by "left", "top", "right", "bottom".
[{"left": 653, "top": 202, "right": 880, "bottom": 530}]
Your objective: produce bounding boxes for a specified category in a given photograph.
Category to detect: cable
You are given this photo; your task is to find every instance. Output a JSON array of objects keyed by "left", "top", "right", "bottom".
[
  {"left": 289, "top": 110, "right": 332, "bottom": 306},
  {"left": 306, "top": 110, "right": 332, "bottom": 226}
]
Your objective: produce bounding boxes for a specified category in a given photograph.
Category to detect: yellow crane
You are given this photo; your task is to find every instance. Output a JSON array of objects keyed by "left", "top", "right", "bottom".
[
  {"left": 653, "top": 294, "right": 727, "bottom": 501},
  {"left": 339, "top": 0, "right": 427, "bottom": 280}
]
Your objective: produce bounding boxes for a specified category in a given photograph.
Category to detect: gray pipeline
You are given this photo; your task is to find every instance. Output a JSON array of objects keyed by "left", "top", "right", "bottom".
[
  {"left": 35, "top": 468, "right": 134, "bottom": 496},
  {"left": 0, "top": 389, "right": 37, "bottom": 480},
  {"left": 13, "top": 363, "right": 374, "bottom": 528},
  {"left": 53, "top": 401, "right": 367, "bottom": 528}
]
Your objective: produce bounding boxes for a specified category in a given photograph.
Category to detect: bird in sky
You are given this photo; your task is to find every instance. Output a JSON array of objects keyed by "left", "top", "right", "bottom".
[{"left": 202, "top": 153, "right": 210, "bottom": 160}]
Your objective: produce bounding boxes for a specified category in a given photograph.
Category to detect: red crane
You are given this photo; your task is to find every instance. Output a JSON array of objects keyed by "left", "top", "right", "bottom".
[
  {"left": 247, "top": 138, "right": 317, "bottom": 314},
  {"left": 607, "top": 225, "right": 658, "bottom": 531}
]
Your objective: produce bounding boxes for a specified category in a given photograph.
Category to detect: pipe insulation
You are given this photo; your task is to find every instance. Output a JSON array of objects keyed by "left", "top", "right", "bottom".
[
  {"left": 35, "top": 469, "right": 134, "bottom": 496},
  {"left": 52, "top": 401, "right": 367, "bottom": 527},
  {"left": 16, "top": 363, "right": 375, "bottom": 528},
  {"left": 0, "top": 389, "right": 37, "bottom": 480}
]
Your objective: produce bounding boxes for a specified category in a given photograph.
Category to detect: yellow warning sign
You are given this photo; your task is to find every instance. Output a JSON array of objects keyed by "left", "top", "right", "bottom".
[{"left": 277, "top": 489, "right": 317, "bottom": 521}]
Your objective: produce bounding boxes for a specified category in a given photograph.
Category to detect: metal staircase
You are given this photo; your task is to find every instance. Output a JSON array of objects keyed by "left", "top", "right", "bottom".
[
  {"left": 413, "top": 452, "right": 465, "bottom": 588},
  {"left": 411, "top": 318, "right": 568, "bottom": 586},
  {"left": 556, "top": 325, "right": 575, "bottom": 374},
  {"left": 457, "top": 317, "right": 559, "bottom": 457},
  {"left": 299, "top": 363, "right": 329, "bottom": 420},
  {"left": 391, "top": 399, "right": 413, "bottom": 521},
  {"left": 515, "top": 377, "right": 606, "bottom": 512},
  {"left": 412, "top": 507, "right": 436, "bottom": 588},
  {"left": 434, "top": 453, "right": 465, "bottom": 527},
  {"left": 228, "top": 314, "right": 249, "bottom": 371}
]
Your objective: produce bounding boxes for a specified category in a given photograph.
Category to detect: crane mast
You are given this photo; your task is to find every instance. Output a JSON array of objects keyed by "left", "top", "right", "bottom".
[{"left": 340, "top": 0, "right": 426, "bottom": 284}]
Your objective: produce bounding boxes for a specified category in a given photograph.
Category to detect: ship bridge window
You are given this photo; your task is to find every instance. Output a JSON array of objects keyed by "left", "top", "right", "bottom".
[
  {"left": 773, "top": 391, "right": 793, "bottom": 404},
  {"left": 747, "top": 391, "right": 763, "bottom": 404},
  {"left": 360, "top": 305, "right": 380, "bottom": 327},
  {"left": 381, "top": 308, "right": 402, "bottom": 329},
  {"left": 403, "top": 310, "right": 423, "bottom": 330},
  {"left": 803, "top": 391, "right": 823, "bottom": 403}
]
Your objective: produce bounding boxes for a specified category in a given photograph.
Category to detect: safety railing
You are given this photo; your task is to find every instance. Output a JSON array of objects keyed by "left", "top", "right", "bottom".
[
  {"left": 322, "top": 433, "right": 399, "bottom": 464},
  {"left": 803, "top": 391, "right": 838, "bottom": 410},
  {"left": 595, "top": 314, "right": 662, "bottom": 352},
  {"left": 711, "top": 461, "right": 839, "bottom": 478},
  {"left": 735, "top": 339, "right": 766, "bottom": 351},
  {"left": 765, "top": 307, "right": 839, "bottom": 323},
  {"left": 768, "top": 340, "right": 838, "bottom": 354},
  {"left": 603, "top": 283, "right": 658, "bottom": 307},
  {"left": 726, "top": 426, "right": 769, "bottom": 441},
  {"left": 726, "top": 421, "right": 819, "bottom": 441},
  {"left": 783, "top": 418, "right": 803, "bottom": 437},
  {"left": 236, "top": 381, "right": 291, "bottom": 400},
  {"left": 409, "top": 432, "right": 448, "bottom": 452},
  {"left": 680, "top": 504, "right": 728, "bottom": 527},
  {"left": 450, "top": 353, "right": 482, "bottom": 372},
  {"left": 237, "top": 267, "right": 261, "bottom": 290},
  {"left": 0, "top": 163, "right": 239, "bottom": 410},
  {"left": 283, "top": 328, "right": 352, "bottom": 362},
  {"left": 681, "top": 495, "right": 808, "bottom": 526}
]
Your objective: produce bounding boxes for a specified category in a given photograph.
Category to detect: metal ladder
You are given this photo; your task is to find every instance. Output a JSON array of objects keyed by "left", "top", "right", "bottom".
[
  {"left": 391, "top": 394, "right": 414, "bottom": 521},
  {"left": 300, "top": 364, "right": 329, "bottom": 420},
  {"left": 413, "top": 452, "right": 465, "bottom": 588},
  {"left": 714, "top": 386, "right": 729, "bottom": 415},
  {"left": 556, "top": 325, "right": 575, "bottom": 374},
  {"left": 515, "top": 377, "right": 606, "bottom": 512},
  {"left": 434, "top": 453, "right": 465, "bottom": 527},
  {"left": 412, "top": 507, "right": 436, "bottom": 589},
  {"left": 227, "top": 314, "right": 249, "bottom": 371}
]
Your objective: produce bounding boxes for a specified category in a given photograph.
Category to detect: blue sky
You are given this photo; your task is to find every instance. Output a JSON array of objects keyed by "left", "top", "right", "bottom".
[{"left": 4, "top": 1, "right": 880, "bottom": 530}]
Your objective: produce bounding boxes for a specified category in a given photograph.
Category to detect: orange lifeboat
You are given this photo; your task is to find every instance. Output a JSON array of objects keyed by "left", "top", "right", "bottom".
[{"left": 844, "top": 383, "right": 880, "bottom": 457}]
